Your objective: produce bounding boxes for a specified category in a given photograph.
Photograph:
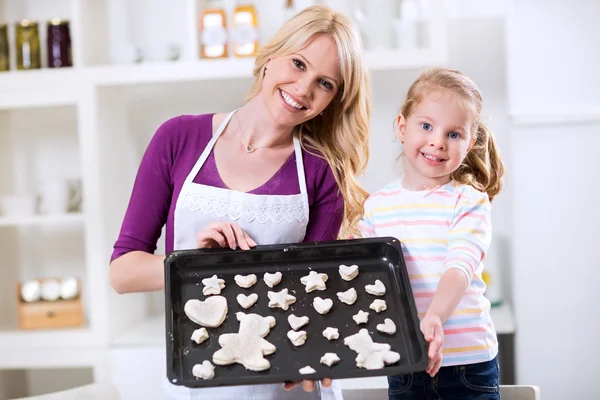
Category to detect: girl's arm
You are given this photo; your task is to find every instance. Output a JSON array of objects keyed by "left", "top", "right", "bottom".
[
  {"left": 422, "top": 189, "right": 492, "bottom": 375},
  {"left": 429, "top": 190, "right": 492, "bottom": 321}
]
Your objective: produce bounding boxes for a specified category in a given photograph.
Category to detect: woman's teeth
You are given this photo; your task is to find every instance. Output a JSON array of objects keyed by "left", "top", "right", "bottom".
[{"left": 280, "top": 90, "right": 305, "bottom": 110}]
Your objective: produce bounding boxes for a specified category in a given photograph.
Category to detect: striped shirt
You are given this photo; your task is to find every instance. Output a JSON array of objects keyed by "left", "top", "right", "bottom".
[{"left": 359, "top": 179, "right": 498, "bottom": 366}]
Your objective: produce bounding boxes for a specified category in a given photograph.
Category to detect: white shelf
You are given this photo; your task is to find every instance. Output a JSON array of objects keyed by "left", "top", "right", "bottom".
[
  {"left": 510, "top": 110, "right": 600, "bottom": 126},
  {"left": 0, "top": 327, "right": 101, "bottom": 368},
  {"left": 0, "top": 213, "right": 84, "bottom": 227},
  {"left": 490, "top": 303, "right": 516, "bottom": 335}
]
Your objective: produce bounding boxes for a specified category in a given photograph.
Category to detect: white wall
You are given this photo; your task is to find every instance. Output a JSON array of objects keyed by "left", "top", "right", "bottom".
[{"left": 506, "top": 1, "right": 600, "bottom": 399}]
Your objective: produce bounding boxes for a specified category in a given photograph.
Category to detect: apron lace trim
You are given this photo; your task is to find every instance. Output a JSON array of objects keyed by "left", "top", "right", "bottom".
[{"left": 179, "top": 192, "right": 309, "bottom": 224}]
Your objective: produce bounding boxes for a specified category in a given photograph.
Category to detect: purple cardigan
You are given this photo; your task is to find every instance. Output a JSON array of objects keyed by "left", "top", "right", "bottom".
[{"left": 111, "top": 114, "right": 344, "bottom": 262}]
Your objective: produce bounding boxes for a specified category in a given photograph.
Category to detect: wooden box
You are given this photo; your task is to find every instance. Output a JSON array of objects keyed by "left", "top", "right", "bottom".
[{"left": 17, "top": 280, "right": 85, "bottom": 330}]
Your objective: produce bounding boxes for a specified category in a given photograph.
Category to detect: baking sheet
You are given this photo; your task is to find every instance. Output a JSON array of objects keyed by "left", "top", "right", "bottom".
[{"left": 165, "top": 237, "right": 428, "bottom": 388}]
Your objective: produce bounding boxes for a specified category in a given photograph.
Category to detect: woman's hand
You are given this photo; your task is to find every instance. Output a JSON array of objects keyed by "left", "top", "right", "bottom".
[
  {"left": 284, "top": 378, "right": 332, "bottom": 392},
  {"left": 196, "top": 221, "right": 257, "bottom": 250},
  {"left": 420, "top": 314, "right": 444, "bottom": 377}
]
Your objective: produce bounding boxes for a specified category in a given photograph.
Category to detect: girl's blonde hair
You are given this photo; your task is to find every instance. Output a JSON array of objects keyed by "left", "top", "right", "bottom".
[
  {"left": 400, "top": 67, "right": 505, "bottom": 201},
  {"left": 246, "top": 5, "right": 371, "bottom": 237}
]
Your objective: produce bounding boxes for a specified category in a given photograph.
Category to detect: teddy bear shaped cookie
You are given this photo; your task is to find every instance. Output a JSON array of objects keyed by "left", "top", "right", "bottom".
[{"left": 212, "top": 312, "right": 277, "bottom": 371}]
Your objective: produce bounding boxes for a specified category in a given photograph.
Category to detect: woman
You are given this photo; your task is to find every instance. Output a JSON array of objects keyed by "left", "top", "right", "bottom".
[{"left": 109, "top": 5, "right": 371, "bottom": 400}]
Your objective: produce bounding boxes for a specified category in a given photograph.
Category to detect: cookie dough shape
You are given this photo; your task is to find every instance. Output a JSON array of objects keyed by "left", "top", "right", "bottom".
[
  {"left": 320, "top": 353, "right": 340, "bottom": 367},
  {"left": 344, "top": 328, "right": 400, "bottom": 370},
  {"left": 184, "top": 295, "right": 228, "bottom": 328},
  {"left": 370, "top": 299, "right": 387, "bottom": 313},
  {"left": 339, "top": 264, "right": 359, "bottom": 281},
  {"left": 300, "top": 271, "right": 328, "bottom": 292},
  {"left": 288, "top": 314, "right": 309, "bottom": 331},
  {"left": 263, "top": 272, "right": 282, "bottom": 288},
  {"left": 299, "top": 366, "right": 316, "bottom": 375},
  {"left": 377, "top": 318, "right": 396, "bottom": 335},
  {"left": 287, "top": 330, "right": 307, "bottom": 346},
  {"left": 313, "top": 297, "right": 333, "bottom": 314},
  {"left": 267, "top": 288, "right": 296, "bottom": 311},
  {"left": 202, "top": 275, "right": 225, "bottom": 296},
  {"left": 365, "top": 279, "right": 386, "bottom": 296},
  {"left": 234, "top": 274, "right": 257, "bottom": 288},
  {"left": 337, "top": 288, "right": 357, "bottom": 305},
  {"left": 191, "top": 328, "right": 209, "bottom": 344},
  {"left": 353, "top": 310, "right": 369, "bottom": 325},
  {"left": 237, "top": 293, "right": 258, "bottom": 309},
  {"left": 212, "top": 312, "right": 277, "bottom": 371},
  {"left": 322, "top": 327, "right": 339, "bottom": 340},
  {"left": 192, "top": 360, "right": 215, "bottom": 380}
]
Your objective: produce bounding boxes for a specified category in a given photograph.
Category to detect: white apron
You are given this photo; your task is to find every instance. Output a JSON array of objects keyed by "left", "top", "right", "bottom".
[{"left": 163, "top": 110, "right": 343, "bottom": 400}]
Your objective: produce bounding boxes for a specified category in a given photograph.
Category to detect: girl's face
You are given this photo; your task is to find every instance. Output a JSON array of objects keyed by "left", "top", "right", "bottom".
[
  {"left": 397, "top": 89, "right": 477, "bottom": 189},
  {"left": 259, "top": 33, "right": 342, "bottom": 128}
]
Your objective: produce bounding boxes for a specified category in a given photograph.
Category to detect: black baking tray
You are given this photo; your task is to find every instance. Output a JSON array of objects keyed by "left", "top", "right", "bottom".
[{"left": 164, "top": 237, "right": 428, "bottom": 388}]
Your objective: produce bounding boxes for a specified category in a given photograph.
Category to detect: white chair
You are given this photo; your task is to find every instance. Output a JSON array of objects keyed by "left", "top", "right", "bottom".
[
  {"left": 10, "top": 382, "right": 120, "bottom": 400},
  {"left": 500, "top": 385, "right": 541, "bottom": 400},
  {"left": 342, "top": 385, "right": 540, "bottom": 400}
]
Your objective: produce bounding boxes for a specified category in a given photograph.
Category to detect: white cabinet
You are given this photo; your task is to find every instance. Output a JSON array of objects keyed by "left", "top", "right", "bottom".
[{"left": 0, "top": 0, "right": 450, "bottom": 393}]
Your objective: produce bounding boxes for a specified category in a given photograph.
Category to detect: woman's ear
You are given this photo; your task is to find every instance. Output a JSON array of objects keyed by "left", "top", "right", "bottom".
[{"left": 396, "top": 115, "right": 406, "bottom": 143}]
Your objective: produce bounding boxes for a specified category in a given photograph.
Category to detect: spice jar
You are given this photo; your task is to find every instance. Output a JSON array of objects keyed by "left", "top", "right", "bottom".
[
  {"left": 16, "top": 19, "right": 41, "bottom": 70},
  {"left": 47, "top": 18, "right": 72, "bottom": 68},
  {"left": 0, "top": 23, "right": 9, "bottom": 71}
]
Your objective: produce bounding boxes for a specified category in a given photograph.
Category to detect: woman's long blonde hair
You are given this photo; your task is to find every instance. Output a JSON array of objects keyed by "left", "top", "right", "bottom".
[
  {"left": 246, "top": 5, "right": 371, "bottom": 237},
  {"left": 400, "top": 68, "right": 505, "bottom": 201}
]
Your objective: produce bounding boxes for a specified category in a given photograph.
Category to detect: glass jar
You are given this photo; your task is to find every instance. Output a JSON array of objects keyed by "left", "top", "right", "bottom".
[
  {"left": 16, "top": 19, "right": 41, "bottom": 70},
  {"left": 0, "top": 23, "right": 9, "bottom": 71},
  {"left": 47, "top": 18, "right": 72, "bottom": 68}
]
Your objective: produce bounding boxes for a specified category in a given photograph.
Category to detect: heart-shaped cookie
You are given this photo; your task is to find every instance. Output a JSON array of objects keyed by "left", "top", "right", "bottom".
[
  {"left": 376, "top": 318, "right": 397, "bottom": 335},
  {"left": 337, "top": 288, "right": 357, "bottom": 305},
  {"left": 237, "top": 293, "right": 258, "bottom": 309},
  {"left": 234, "top": 274, "right": 257, "bottom": 289},
  {"left": 263, "top": 271, "right": 283, "bottom": 288},
  {"left": 339, "top": 264, "right": 359, "bottom": 281},
  {"left": 184, "top": 296, "right": 228, "bottom": 328},
  {"left": 313, "top": 297, "right": 333, "bottom": 314},
  {"left": 287, "top": 329, "right": 307, "bottom": 346},
  {"left": 365, "top": 279, "right": 386, "bottom": 296},
  {"left": 288, "top": 314, "right": 309, "bottom": 330}
]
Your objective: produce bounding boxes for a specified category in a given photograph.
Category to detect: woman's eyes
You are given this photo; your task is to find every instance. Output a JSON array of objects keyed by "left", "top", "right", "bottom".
[
  {"left": 293, "top": 59, "right": 305, "bottom": 70},
  {"left": 319, "top": 79, "right": 333, "bottom": 90},
  {"left": 292, "top": 59, "right": 334, "bottom": 91}
]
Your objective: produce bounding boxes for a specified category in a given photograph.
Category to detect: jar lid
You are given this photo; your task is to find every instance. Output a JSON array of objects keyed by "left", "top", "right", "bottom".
[
  {"left": 48, "top": 18, "right": 69, "bottom": 26},
  {"left": 18, "top": 19, "right": 38, "bottom": 27},
  {"left": 0, "top": 22, "right": 7, "bottom": 29}
]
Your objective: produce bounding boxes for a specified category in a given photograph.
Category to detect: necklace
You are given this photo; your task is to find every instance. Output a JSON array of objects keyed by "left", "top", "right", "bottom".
[{"left": 236, "top": 113, "right": 260, "bottom": 153}]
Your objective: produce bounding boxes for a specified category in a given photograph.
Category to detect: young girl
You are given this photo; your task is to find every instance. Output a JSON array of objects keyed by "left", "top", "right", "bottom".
[{"left": 359, "top": 67, "right": 505, "bottom": 399}]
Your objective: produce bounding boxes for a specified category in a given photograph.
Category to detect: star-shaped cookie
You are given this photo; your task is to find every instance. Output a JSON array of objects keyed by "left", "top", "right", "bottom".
[
  {"left": 202, "top": 274, "right": 225, "bottom": 295},
  {"left": 267, "top": 288, "right": 296, "bottom": 311},
  {"left": 300, "top": 271, "right": 328, "bottom": 292}
]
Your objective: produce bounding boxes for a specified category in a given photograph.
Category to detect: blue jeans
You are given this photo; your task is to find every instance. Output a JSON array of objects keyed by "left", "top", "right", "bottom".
[{"left": 388, "top": 358, "right": 500, "bottom": 400}]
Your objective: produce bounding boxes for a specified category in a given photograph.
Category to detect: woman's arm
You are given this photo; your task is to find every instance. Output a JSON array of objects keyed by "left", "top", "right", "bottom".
[
  {"left": 109, "top": 117, "right": 181, "bottom": 293},
  {"left": 303, "top": 162, "right": 344, "bottom": 241},
  {"left": 110, "top": 251, "right": 166, "bottom": 293}
]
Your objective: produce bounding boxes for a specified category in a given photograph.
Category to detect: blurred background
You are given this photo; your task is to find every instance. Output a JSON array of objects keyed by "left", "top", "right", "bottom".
[{"left": 0, "top": 0, "right": 597, "bottom": 399}]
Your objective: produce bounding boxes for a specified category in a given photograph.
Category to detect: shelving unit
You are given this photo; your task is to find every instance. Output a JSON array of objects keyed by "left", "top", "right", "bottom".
[{"left": 0, "top": 0, "right": 452, "bottom": 395}]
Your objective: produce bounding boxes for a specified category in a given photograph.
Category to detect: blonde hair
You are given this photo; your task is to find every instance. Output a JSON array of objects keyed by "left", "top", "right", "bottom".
[
  {"left": 246, "top": 5, "right": 371, "bottom": 237},
  {"left": 399, "top": 67, "right": 505, "bottom": 201}
]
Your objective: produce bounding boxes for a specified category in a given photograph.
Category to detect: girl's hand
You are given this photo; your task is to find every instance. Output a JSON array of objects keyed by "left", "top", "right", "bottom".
[
  {"left": 283, "top": 378, "right": 332, "bottom": 392},
  {"left": 420, "top": 314, "right": 444, "bottom": 377},
  {"left": 195, "top": 221, "right": 257, "bottom": 250}
]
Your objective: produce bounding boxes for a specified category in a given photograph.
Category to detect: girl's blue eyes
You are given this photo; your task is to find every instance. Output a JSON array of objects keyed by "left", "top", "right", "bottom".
[
  {"left": 292, "top": 59, "right": 333, "bottom": 91},
  {"left": 420, "top": 123, "right": 460, "bottom": 139}
]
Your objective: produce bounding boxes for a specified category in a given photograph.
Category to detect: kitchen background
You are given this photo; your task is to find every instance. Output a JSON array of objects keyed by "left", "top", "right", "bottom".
[{"left": 0, "top": 0, "right": 597, "bottom": 399}]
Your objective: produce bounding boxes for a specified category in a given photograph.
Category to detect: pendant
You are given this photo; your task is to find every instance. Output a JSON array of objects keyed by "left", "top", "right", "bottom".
[{"left": 245, "top": 144, "right": 256, "bottom": 153}]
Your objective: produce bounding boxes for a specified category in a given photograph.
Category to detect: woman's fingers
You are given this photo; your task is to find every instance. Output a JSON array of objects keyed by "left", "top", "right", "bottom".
[
  {"left": 196, "top": 229, "right": 227, "bottom": 248},
  {"left": 230, "top": 222, "right": 251, "bottom": 250},
  {"left": 302, "top": 380, "right": 315, "bottom": 392},
  {"left": 320, "top": 377, "right": 332, "bottom": 388}
]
